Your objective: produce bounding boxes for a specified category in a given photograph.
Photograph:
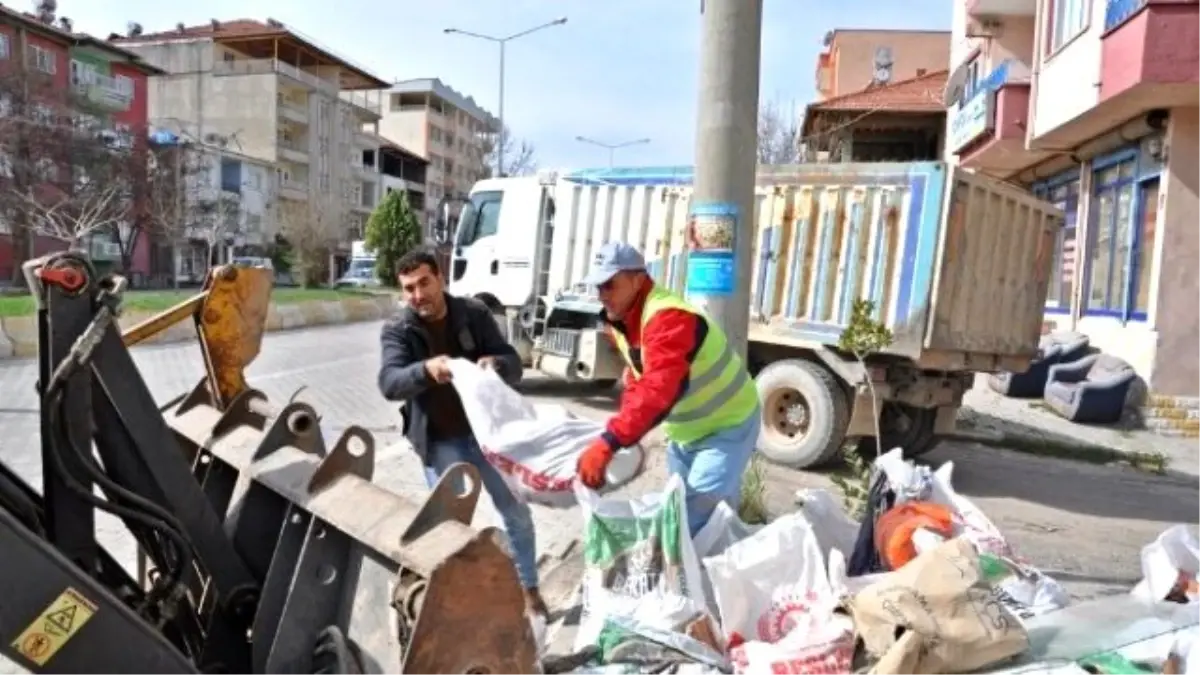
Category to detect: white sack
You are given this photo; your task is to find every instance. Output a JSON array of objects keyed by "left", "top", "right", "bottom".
[
  {"left": 703, "top": 512, "right": 853, "bottom": 673},
  {"left": 448, "top": 358, "right": 641, "bottom": 506},
  {"left": 573, "top": 475, "right": 708, "bottom": 651}
]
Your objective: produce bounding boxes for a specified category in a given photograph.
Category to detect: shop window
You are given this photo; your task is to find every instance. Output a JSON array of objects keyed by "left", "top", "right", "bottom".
[
  {"left": 1033, "top": 175, "right": 1080, "bottom": 311},
  {"left": 1084, "top": 156, "right": 1153, "bottom": 320}
]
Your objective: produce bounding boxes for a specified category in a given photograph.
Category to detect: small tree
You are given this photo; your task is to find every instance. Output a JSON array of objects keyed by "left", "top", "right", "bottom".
[
  {"left": 832, "top": 298, "right": 895, "bottom": 518},
  {"left": 278, "top": 197, "right": 339, "bottom": 287},
  {"left": 364, "top": 190, "right": 421, "bottom": 286},
  {"left": 142, "top": 140, "right": 219, "bottom": 285}
]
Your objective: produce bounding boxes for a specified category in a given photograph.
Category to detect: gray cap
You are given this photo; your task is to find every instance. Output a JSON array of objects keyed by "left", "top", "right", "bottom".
[{"left": 582, "top": 241, "right": 646, "bottom": 286}]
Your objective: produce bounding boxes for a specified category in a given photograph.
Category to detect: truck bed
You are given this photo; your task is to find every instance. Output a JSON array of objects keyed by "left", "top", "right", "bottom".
[{"left": 550, "top": 162, "right": 1061, "bottom": 372}]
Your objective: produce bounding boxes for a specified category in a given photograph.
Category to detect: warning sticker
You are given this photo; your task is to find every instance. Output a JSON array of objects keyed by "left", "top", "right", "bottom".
[{"left": 11, "top": 587, "right": 97, "bottom": 667}]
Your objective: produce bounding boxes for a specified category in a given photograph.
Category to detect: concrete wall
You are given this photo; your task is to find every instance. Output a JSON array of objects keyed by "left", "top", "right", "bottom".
[
  {"left": 828, "top": 30, "right": 950, "bottom": 97},
  {"left": 1030, "top": 0, "right": 1105, "bottom": 139}
]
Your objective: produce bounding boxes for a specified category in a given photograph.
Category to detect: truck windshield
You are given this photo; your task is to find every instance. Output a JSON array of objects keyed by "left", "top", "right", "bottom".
[{"left": 455, "top": 190, "right": 503, "bottom": 248}]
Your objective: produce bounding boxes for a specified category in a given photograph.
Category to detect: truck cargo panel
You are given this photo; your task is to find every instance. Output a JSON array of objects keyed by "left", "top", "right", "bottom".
[{"left": 554, "top": 162, "right": 1060, "bottom": 371}]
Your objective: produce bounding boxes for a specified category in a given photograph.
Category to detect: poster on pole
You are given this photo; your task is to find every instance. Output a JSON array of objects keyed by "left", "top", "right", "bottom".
[{"left": 686, "top": 202, "right": 737, "bottom": 297}]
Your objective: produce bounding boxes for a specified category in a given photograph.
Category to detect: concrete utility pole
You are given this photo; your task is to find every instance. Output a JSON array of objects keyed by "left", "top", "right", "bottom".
[{"left": 687, "top": 0, "right": 763, "bottom": 356}]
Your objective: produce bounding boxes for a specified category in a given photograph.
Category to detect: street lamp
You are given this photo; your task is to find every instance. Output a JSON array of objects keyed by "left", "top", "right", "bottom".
[
  {"left": 444, "top": 17, "right": 568, "bottom": 177},
  {"left": 575, "top": 136, "right": 652, "bottom": 167}
]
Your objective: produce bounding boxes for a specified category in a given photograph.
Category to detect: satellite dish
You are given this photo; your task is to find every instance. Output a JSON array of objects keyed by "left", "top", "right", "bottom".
[{"left": 943, "top": 60, "right": 970, "bottom": 107}]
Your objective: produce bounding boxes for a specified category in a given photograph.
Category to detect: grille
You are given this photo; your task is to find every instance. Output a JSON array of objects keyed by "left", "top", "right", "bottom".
[{"left": 542, "top": 329, "right": 579, "bottom": 357}]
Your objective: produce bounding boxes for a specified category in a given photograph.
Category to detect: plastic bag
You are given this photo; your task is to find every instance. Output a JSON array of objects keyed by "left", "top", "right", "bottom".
[
  {"left": 573, "top": 475, "right": 708, "bottom": 651},
  {"left": 449, "top": 359, "right": 642, "bottom": 506},
  {"left": 693, "top": 501, "right": 763, "bottom": 559},
  {"left": 874, "top": 449, "right": 1069, "bottom": 620},
  {"left": 1132, "top": 525, "right": 1200, "bottom": 603},
  {"left": 703, "top": 513, "right": 854, "bottom": 674}
]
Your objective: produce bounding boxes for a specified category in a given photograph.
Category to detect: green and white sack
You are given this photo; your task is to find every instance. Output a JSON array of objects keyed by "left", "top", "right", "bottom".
[{"left": 572, "top": 475, "right": 707, "bottom": 651}]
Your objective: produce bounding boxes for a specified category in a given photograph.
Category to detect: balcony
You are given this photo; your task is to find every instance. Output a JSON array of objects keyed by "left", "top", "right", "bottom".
[
  {"left": 950, "top": 61, "right": 1052, "bottom": 177},
  {"left": 214, "top": 58, "right": 339, "bottom": 96},
  {"left": 277, "top": 97, "right": 308, "bottom": 124},
  {"left": 72, "top": 74, "right": 132, "bottom": 112},
  {"left": 277, "top": 137, "right": 309, "bottom": 164},
  {"left": 279, "top": 180, "right": 308, "bottom": 201},
  {"left": 353, "top": 129, "right": 378, "bottom": 149},
  {"left": 1101, "top": 0, "right": 1198, "bottom": 104},
  {"left": 966, "top": 0, "right": 1036, "bottom": 16},
  {"left": 340, "top": 91, "right": 382, "bottom": 119}
]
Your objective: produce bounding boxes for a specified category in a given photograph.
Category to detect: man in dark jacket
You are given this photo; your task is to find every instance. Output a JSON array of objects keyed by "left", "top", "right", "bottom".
[{"left": 377, "top": 248, "right": 545, "bottom": 616}]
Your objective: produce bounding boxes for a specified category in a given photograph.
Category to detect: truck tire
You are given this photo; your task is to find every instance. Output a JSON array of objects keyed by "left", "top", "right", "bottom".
[
  {"left": 756, "top": 359, "right": 850, "bottom": 469},
  {"left": 857, "top": 402, "right": 942, "bottom": 459}
]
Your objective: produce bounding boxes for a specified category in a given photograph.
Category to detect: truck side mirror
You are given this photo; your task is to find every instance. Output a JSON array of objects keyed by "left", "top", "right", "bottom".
[{"left": 434, "top": 199, "right": 452, "bottom": 245}]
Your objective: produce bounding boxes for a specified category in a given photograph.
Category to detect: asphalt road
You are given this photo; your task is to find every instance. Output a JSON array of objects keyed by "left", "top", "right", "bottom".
[{"left": 0, "top": 321, "right": 1195, "bottom": 670}]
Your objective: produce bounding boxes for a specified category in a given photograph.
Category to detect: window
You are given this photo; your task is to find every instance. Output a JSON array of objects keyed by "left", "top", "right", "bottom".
[
  {"left": 0, "top": 34, "right": 9, "bottom": 60},
  {"left": 1133, "top": 179, "right": 1159, "bottom": 315},
  {"left": 1047, "top": 0, "right": 1088, "bottom": 55},
  {"left": 1033, "top": 176, "right": 1080, "bottom": 310},
  {"left": 455, "top": 190, "right": 503, "bottom": 247},
  {"left": 115, "top": 75, "right": 134, "bottom": 97},
  {"left": 1084, "top": 158, "right": 1143, "bottom": 317},
  {"left": 27, "top": 45, "right": 56, "bottom": 74},
  {"left": 961, "top": 57, "right": 982, "bottom": 104},
  {"left": 220, "top": 158, "right": 243, "bottom": 193}
]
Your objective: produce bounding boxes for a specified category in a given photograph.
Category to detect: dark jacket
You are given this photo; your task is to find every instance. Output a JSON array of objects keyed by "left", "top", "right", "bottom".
[{"left": 378, "top": 293, "right": 522, "bottom": 462}]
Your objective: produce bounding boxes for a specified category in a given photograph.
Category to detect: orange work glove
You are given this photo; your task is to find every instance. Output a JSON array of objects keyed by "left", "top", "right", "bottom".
[{"left": 577, "top": 437, "right": 616, "bottom": 489}]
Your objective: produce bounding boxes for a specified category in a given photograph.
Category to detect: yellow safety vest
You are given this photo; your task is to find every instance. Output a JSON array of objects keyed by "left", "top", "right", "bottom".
[{"left": 611, "top": 286, "right": 759, "bottom": 444}]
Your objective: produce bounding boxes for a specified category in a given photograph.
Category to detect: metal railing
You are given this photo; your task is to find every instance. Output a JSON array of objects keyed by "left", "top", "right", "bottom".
[
  {"left": 214, "top": 59, "right": 339, "bottom": 95},
  {"left": 342, "top": 91, "right": 382, "bottom": 116}
]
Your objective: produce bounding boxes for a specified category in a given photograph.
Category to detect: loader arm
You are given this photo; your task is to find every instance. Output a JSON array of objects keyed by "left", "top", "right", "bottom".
[{"left": 0, "top": 251, "right": 540, "bottom": 674}]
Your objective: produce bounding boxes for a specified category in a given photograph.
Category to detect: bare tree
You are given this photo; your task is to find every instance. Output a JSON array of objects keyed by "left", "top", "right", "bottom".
[
  {"left": 0, "top": 59, "right": 148, "bottom": 281},
  {"left": 481, "top": 126, "right": 538, "bottom": 178},
  {"left": 278, "top": 197, "right": 339, "bottom": 287},
  {"left": 758, "top": 99, "right": 802, "bottom": 165}
]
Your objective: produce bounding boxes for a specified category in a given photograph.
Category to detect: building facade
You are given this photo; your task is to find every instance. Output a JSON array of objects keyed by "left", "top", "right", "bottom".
[
  {"left": 946, "top": 0, "right": 1199, "bottom": 418},
  {"left": 113, "top": 19, "right": 387, "bottom": 264},
  {"left": 377, "top": 78, "right": 498, "bottom": 220},
  {"left": 0, "top": 6, "right": 161, "bottom": 282},
  {"left": 815, "top": 29, "right": 952, "bottom": 101}
]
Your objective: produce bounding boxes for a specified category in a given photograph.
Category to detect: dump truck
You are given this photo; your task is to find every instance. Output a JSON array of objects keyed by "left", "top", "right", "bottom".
[
  {"left": 0, "top": 251, "right": 554, "bottom": 673},
  {"left": 440, "top": 162, "right": 1062, "bottom": 469}
]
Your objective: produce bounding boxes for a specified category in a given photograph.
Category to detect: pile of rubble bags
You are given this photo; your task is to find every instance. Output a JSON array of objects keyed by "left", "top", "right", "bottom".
[{"left": 537, "top": 449, "right": 1199, "bottom": 674}]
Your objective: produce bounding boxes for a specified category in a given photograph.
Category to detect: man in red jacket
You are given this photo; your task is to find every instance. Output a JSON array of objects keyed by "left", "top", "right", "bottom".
[{"left": 575, "top": 242, "right": 761, "bottom": 535}]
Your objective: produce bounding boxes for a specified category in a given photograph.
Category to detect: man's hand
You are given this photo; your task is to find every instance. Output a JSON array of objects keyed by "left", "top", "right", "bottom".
[
  {"left": 424, "top": 355, "right": 453, "bottom": 384},
  {"left": 577, "top": 437, "right": 616, "bottom": 489},
  {"left": 478, "top": 355, "right": 498, "bottom": 371}
]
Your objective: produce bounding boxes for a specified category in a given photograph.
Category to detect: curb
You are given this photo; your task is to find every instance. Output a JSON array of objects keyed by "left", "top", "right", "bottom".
[{"left": 0, "top": 295, "right": 397, "bottom": 359}]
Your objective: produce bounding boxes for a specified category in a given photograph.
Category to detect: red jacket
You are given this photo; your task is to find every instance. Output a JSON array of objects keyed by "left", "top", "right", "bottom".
[{"left": 600, "top": 279, "right": 708, "bottom": 450}]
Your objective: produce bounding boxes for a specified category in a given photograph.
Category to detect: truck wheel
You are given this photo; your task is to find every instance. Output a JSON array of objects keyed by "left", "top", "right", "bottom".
[
  {"left": 857, "top": 402, "right": 941, "bottom": 458},
  {"left": 756, "top": 359, "right": 850, "bottom": 469}
]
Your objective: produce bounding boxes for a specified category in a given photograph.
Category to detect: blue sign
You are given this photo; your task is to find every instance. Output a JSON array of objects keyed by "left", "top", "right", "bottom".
[{"left": 687, "top": 250, "right": 735, "bottom": 295}]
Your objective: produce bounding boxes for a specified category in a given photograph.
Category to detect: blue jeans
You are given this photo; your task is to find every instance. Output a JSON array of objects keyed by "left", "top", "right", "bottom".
[
  {"left": 666, "top": 404, "right": 762, "bottom": 537},
  {"left": 423, "top": 436, "right": 539, "bottom": 590}
]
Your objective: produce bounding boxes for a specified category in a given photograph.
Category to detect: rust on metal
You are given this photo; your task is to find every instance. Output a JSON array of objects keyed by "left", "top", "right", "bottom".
[
  {"left": 400, "top": 529, "right": 539, "bottom": 674},
  {"left": 400, "top": 464, "right": 481, "bottom": 545},
  {"left": 197, "top": 264, "right": 273, "bottom": 408},
  {"left": 121, "top": 293, "right": 208, "bottom": 348},
  {"left": 307, "top": 426, "right": 375, "bottom": 495}
]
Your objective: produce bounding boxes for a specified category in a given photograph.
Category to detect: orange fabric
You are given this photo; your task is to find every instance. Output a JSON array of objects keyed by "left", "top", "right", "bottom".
[{"left": 874, "top": 501, "right": 955, "bottom": 571}]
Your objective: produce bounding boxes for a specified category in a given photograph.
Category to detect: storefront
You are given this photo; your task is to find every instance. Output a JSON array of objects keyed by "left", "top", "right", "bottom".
[{"left": 1032, "top": 132, "right": 1161, "bottom": 384}]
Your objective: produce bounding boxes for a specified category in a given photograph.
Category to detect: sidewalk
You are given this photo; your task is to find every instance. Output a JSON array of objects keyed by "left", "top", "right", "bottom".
[{"left": 958, "top": 376, "right": 1198, "bottom": 476}]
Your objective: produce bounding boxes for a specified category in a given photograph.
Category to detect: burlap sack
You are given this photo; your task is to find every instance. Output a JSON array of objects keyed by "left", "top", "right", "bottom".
[{"left": 846, "top": 536, "right": 1029, "bottom": 674}]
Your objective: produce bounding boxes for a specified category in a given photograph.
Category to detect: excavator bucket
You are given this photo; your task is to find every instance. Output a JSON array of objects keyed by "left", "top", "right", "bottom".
[
  {"left": 0, "top": 252, "right": 543, "bottom": 674},
  {"left": 164, "top": 386, "right": 541, "bottom": 673}
]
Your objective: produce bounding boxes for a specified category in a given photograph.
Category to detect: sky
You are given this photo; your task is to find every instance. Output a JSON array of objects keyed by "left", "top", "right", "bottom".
[{"left": 64, "top": 0, "right": 951, "bottom": 169}]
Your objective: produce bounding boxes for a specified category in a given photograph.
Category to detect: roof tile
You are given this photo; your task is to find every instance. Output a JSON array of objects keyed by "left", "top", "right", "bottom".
[{"left": 812, "top": 69, "right": 949, "bottom": 112}]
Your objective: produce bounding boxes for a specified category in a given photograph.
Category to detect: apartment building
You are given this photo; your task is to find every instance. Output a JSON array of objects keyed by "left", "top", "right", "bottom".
[
  {"left": 112, "top": 18, "right": 388, "bottom": 255},
  {"left": 377, "top": 137, "right": 428, "bottom": 214},
  {"left": 815, "top": 29, "right": 951, "bottom": 101},
  {"left": 0, "top": 6, "right": 162, "bottom": 281},
  {"left": 377, "top": 78, "right": 498, "bottom": 219},
  {"left": 945, "top": 0, "right": 1199, "bottom": 411},
  {"left": 149, "top": 131, "right": 276, "bottom": 284}
]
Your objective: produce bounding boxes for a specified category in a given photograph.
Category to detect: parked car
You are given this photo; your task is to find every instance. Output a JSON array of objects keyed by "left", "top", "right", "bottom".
[{"left": 335, "top": 267, "right": 381, "bottom": 289}]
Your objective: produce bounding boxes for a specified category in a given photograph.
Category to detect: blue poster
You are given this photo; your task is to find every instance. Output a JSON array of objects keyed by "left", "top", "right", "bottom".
[{"left": 687, "top": 250, "right": 735, "bottom": 295}]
